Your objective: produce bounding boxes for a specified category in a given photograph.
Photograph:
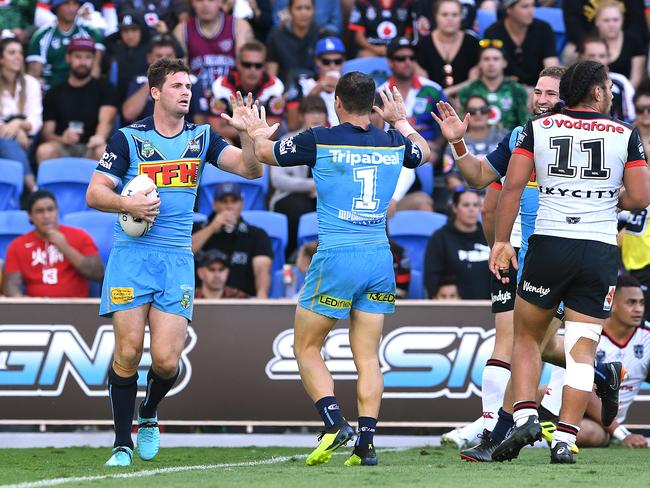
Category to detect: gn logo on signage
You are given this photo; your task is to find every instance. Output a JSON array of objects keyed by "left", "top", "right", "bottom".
[{"left": 139, "top": 159, "right": 200, "bottom": 187}]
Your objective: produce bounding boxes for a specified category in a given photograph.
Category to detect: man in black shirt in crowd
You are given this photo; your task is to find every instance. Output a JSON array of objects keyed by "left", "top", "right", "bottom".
[
  {"left": 36, "top": 37, "right": 118, "bottom": 163},
  {"left": 483, "top": 0, "right": 559, "bottom": 87},
  {"left": 192, "top": 183, "right": 273, "bottom": 298}
]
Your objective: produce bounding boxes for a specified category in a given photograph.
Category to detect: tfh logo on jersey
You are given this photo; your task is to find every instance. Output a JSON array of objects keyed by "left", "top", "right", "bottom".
[
  {"left": 139, "top": 160, "right": 200, "bottom": 188},
  {"left": 0, "top": 325, "right": 196, "bottom": 397}
]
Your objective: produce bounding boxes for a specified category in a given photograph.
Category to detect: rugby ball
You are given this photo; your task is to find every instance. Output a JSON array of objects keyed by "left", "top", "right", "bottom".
[{"left": 119, "top": 174, "right": 159, "bottom": 237}]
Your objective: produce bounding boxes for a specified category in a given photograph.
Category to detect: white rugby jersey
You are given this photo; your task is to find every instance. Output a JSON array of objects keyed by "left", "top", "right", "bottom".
[
  {"left": 597, "top": 326, "right": 650, "bottom": 424},
  {"left": 514, "top": 110, "right": 646, "bottom": 245}
]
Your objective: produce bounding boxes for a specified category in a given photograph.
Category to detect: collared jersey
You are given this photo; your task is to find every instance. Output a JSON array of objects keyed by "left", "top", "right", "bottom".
[
  {"left": 95, "top": 117, "right": 229, "bottom": 248},
  {"left": 514, "top": 110, "right": 646, "bottom": 245},
  {"left": 272, "top": 123, "right": 424, "bottom": 249}
]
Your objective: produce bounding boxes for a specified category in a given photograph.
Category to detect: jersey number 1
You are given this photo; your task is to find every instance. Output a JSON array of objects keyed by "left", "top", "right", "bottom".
[
  {"left": 352, "top": 167, "right": 379, "bottom": 212},
  {"left": 548, "top": 136, "right": 610, "bottom": 179}
]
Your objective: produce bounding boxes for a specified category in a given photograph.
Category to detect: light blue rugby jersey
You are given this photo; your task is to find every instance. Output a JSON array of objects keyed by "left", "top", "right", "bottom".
[
  {"left": 273, "top": 123, "right": 424, "bottom": 249},
  {"left": 95, "top": 117, "right": 230, "bottom": 247}
]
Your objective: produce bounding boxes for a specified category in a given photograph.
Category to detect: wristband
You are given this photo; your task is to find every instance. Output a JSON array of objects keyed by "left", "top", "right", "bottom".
[
  {"left": 449, "top": 138, "right": 468, "bottom": 160},
  {"left": 613, "top": 425, "right": 631, "bottom": 441},
  {"left": 394, "top": 118, "right": 417, "bottom": 138}
]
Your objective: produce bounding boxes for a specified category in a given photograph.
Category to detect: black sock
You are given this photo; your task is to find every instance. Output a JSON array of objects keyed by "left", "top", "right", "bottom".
[
  {"left": 489, "top": 408, "right": 514, "bottom": 444},
  {"left": 108, "top": 367, "right": 138, "bottom": 449},
  {"left": 314, "top": 396, "right": 342, "bottom": 430},
  {"left": 139, "top": 367, "right": 180, "bottom": 419},
  {"left": 356, "top": 417, "right": 377, "bottom": 452},
  {"left": 593, "top": 361, "right": 608, "bottom": 391}
]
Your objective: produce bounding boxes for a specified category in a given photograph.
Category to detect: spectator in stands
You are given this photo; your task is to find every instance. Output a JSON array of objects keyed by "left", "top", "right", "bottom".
[
  {"left": 424, "top": 189, "right": 489, "bottom": 299},
  {"left": 0, "top": 37, "right": 42, "bottom": 194},
  {"left": 2, "top": 190, "right": 104, "bottom": 297},
  {"left": 119, "top": 0, "right": 190, "bottom": 35},
  {"left": 174, "top": 0, "right": 253, "bottom": 112},
  {"left": 415, "top": 0, "right": 480, "bottom": 95},
  {"left": 414, "top": 0, "right": 477, "bottom": 37},
  {"left": 594, "top": 0, "right": 646, "bottom": 89},
  {"left": 562, "top": 0, "right": 646, "bottom": 66},
  {"left": 391, "top": 240, "right": 411, "bottom": 298},
  {"left": 192, "top": 183, "right": 273, "bottom": 298},
  {"left": 265, "top": 0, "right": 320, "bottom": 84},
  {"left": 280, "top": 240, "right": 318, "bottom": 297},
  {"left": 27, "top": 0, "right": 105, "bottom": 91},
  {"left": 210, "top": 40, "right": 284, "bottom": 141},
  {"left": 348, "top": 0, "right": 415, "bottom": 57},
  {"left": 577, "top": 35, "right": 636, "bottom": 122},
  {"left": 195, "top": 248, "right": 248, "bottom": 298},
  {"left": 238, "top": 0, "right": 275, "bottom": 43},
  {"left": 36, "top": 38, "right": 118, "bottom": 163},
  {"left": 380, "top": 36, "right": 442, "bottom": 213},
  {"left": 273, "top": 0, "right": 342, "bottom": 36},
  {"left": 433, "top": 275, "right": 460, "bottom": 299},
  {"left": 270, "top": 96, "right": 322, "bottom": 258},
  {"left": 458, "top": 40, "right": 528, "bottom": 131},
  {"left": 285, "top": 36, "right": 346, "bottom": 131},
  {"left": 633, "top": 83, "right": 650, "bottom": 156},
  {"left": 445, "top": 95, "right": 507, "bottom": 190},
  {"left": 0, "top": 0, "right": 34, "bottom": 42},
  {"left": 103, "top": 11, "right": 150, "bottom": 105},
  {"left": 483, "top": 0, "right": 558, "bottom": 87}
]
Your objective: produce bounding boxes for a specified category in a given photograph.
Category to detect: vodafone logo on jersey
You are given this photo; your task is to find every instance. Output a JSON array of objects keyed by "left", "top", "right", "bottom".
[{"left": 540, "top": 117, "right": 624, "bottom": 133}]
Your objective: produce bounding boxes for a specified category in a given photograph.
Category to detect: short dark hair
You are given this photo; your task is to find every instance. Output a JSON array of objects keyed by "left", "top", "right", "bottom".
[
  {"left": 632, "top": 79, "right": 650, "bottom": 105},
  {"left": 577, "top": 35, "right": 608, "bottom": 56},
  {"left": 451, "top": 188, "right": 479, "bottom": 206},
  {"left": 463, "top": 94, "right": 489, "bottom": 111},
  {"left": 27, "top": 190, "right": 57, "bottom": 213},
  {"left": 148, "top": 34, "right": 176, "bottom": 54},
  {"left": 432, "top": 0, "right": 461, "bottom": 18},
  {"left": 299, "top": 95, "right": 328, "bottom": 115},
  {"left": 559, "top": 60, "right": 609, "bottom": 108},
  {"left": 334, "top": 71, "right": 375, "bottom": 115},
  {"left": 147, "top": 57, "right": 190, "bottom": 92},
  {"left": 616, "top": 274, "right": 642, "bottom": 290},
  {"left": 538, "top": 65, "right": 566, "bottom": 81}
]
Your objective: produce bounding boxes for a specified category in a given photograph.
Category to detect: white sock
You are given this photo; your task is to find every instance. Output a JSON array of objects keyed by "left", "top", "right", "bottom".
[
  {"left": 551, "top": 422, "right": 579, "bottom": 448},
  {"left": 481, "top": 360, "right": 511, "bottom": 431},
  {"left": 457, "top": 417, "right": 485, "bottom": 445},
  {"left": 513, "top": 401, "right": 538, "bottom": 427},
  {"left": 540, "top": 365, "right": 565, "bottom": 417}
]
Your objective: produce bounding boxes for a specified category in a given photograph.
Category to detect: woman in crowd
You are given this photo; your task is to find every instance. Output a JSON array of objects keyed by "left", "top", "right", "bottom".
[
  {"left": 632, "top": 83, "right": 650, "bottom": 156},
  {"left": 594, "top": 0, "right": 645, "bottom": 89},
  {"left": 415, "top": 0, "right": 479, "bottom": 97},
  {"left": 0, "top": 37, "right": 42, "bottom": 194},
  {"left": 265, "top": 0, "right": 320, "bottom": 84},
  {"left": 424, "top": 189, "right": 489, "bottom": 299}
]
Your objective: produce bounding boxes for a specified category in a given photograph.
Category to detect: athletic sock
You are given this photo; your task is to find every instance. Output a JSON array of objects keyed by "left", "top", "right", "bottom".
[
  {"left": 489, "top": 408, "right": 514, "bottom": 444},
  {"left": 540, "top": 365, "right": 565, "bottom": 417},
  {"left": 108, "top": 367, "right": 138, "bottom": 449},
  {"left": 593, "top": 360, "right": 608, "bottom": 391},
  {"left": 356, "top": 417, "right": 377, "bottom": 452},
  {"left": 457, "top": 417, "right": 486, "bottom": 445},
  {"left": 481, "top": 359, "right": 511, "bottom": 431},
  {"left": 314, "top": 396, "right": 342, "bottom": 430},
  {"left": 139, "top": 367, "right": 180, "bottom": 419},
  {"left": 552, "top": 422, "right": 579, "bottom": 448},
  {"left": 512, "top": 400, "right": 538, "bottom": 428}
]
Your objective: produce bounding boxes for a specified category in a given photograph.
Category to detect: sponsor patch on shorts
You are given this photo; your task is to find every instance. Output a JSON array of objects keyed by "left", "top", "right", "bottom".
[
  {"left": 603, "top": 285, "right": 616, "bottom": 311},
  {"left": 366, "top": 292, "right": 396, "bottom": 303},
  {"left": 318, "top": 294, "right": 352, "bottom": 309},
  {"left": 111, "top": 287, "right": 134, "bottom": 305}
]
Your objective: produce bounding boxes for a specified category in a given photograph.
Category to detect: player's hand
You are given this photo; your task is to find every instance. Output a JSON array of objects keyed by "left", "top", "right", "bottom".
[
  {"left": 373, "top": 86, "right": 408, "bottom": 126},
  {"left": 62, "top": 128, "right": 81, "bottom": 145},
  {"left": 123, "top": 190, "right": 160, "bottom": 223},
  {"left": 431, "top": 101, "right": 469, "bottom": 142},
  {"left": 623, "top": 434, "right": 648, "bottom": 448},
  {"left": 237, "top": 98, "right": 280, "bottom": 140},
  {"left": 222, "top": 91, "right": 254, "bottom": 132},
  {"left": 489, "top": 241, "right": 517, "bottom": 284}
]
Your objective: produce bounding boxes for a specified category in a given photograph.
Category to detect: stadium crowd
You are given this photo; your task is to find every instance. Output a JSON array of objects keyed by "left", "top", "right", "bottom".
[{"left": 0, "top": 0, "right": 648, "bottom": 310}]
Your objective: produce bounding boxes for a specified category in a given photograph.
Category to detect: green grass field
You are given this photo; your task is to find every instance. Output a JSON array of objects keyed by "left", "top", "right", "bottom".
[{"left": 0, "top": 445, "right": 646, "bottom": 488}]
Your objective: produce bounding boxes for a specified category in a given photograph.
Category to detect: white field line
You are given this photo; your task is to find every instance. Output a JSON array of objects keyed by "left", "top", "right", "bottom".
[{"left": 0, "top": 449, "right": 405, "bottom": 488}]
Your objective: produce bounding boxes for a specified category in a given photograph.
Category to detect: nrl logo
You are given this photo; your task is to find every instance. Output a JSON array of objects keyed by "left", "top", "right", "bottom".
[{"left": 141, "top": 140, "right": 155, "bottom": 158}]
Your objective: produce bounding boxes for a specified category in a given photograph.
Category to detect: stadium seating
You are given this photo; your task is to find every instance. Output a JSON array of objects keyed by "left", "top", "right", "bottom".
[
  {"left": 197, "top": 164, "right": 269, "bottom": 215},
  {"left": 534, "top": 7, "right": 566, "bottom": 55},
  {"left": 408, "top": 269, "right": 424, "bottom": 299},
  {"left": 0, "top": 159, "right": 24, "bottom": 211},
  {"left": 0, "top": 210, "right": 33, "bottom": 259},
  {"left": 475, "top": 9, "right": 497, "bottom": 38},
  {"left": 297, "top": 211, "right": 318, "bottom": 248},
  {"left": 37, "top": 158, "right": 97, "bottom": 217},
  {"left": 61, "top": 210, "right": 117, "bottom": 267},
  {"left": 415, "top": 164, "right": 434, "bottom": 196},
  {"left": 388, "top": 210, "right": 448, "bottom": 273},
  {"left": 241, "top": 210, "right": 288, "bottom": 272},
  {"left": 342, "top": 57, "right": 391, "bottom": 86}
]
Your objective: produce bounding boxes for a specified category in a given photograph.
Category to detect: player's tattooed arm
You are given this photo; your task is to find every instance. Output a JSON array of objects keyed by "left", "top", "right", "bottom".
[
  {"left": 2, "top": 272, "right": 23, "bottom": 297},
  {"left": 431, "top": 101, "right": 499, "bottom": 188}
]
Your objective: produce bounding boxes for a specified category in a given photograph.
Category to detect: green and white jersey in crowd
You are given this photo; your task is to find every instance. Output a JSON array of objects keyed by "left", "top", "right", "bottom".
[{"left": 458, "top": 78, "right": 529, "bottom": 131}]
